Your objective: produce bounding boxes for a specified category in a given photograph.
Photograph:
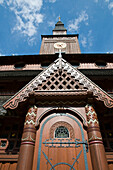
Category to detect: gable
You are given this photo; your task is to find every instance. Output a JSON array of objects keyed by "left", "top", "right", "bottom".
[
  {"left": 3, "top": 58, "right": 113, "bottom": 109},
  {"left": 34, "top": 69, "right": 87, "bottom": 91}
]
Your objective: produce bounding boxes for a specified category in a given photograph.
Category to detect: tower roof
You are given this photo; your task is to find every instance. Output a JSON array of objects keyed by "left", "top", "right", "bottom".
[
  {"left": 52, "top": 18, "right": 67, "bottom": 35},
  {"left": 53, "top": 20, "right": 67, "bottom": 31}
]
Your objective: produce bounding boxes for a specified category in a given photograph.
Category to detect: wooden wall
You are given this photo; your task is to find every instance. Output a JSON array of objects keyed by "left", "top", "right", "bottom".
[
  {"left": 108, "top": 163, "right": 113, "bottom": 170},
  {"left": 0, "top": 162, "right": 17, "bottom": 170}
]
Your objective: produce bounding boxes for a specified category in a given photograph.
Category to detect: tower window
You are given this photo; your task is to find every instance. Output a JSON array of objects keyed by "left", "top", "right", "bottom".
[{"left": 55, "top": 126, "right": 69, "bottom": 138}]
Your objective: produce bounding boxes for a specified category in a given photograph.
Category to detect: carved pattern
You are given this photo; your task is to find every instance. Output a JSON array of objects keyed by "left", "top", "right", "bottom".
[
  {"left": 35, "top": 69, "right": 87, "bottom": 91},
  {"left": 22, "top": 134, "right": 35, "bottom": 142},
  {"left": 3, "top": 58, "right": 113, "bottom": 109},
  {"left": 24, "top": 120, "right": 35, "bottom": 125},
  {"left": 24, "top": 106, "right": 37, "bottom": 126},
  {"left": 50, "top": 121, "right": 75, "bottom": 139},
  {"left": 21, "top": 106, "right": 37, "bottom": 146},
  {"left": 87, "top": 119, "right": 99, "bottom": 125},
  {"left": 88, "top": 135, "right": 102, "bottom": 142},
  {"left": 85, "top": 105, "right": 99, "bottom": 125},
  {"left": 85, "top": 105, "right": 103, "bottom": 144},
  {"left": 36, "top": 100, "right": 86, "bottom": 107}
]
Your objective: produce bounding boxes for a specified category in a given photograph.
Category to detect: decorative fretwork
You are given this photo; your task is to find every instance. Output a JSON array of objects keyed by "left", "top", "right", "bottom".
[
  {"left": 3, "top": 58, "right": 113, "bottom": 109},
  {"left": 50, "top": 121, "right": 75, "bottom": 139},
  {"left": 55, "top": 126, "right": 69, "bottom": 138},
  {"left": 35, "top": 70, "right": 87, "bottom": 91}
]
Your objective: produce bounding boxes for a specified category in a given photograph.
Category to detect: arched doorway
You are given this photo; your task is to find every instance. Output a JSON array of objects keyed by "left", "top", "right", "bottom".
[{"left": 33, "top": 110, "right": 92, "bottom": 170}]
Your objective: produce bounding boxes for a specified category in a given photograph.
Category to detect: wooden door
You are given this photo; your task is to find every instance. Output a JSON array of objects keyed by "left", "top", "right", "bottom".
[{"left": 35, "top": 113, "right": 92, "bottom": 170}]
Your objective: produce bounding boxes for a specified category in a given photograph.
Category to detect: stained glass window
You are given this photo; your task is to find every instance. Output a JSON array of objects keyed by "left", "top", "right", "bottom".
[{"left": 55, "top": 126, "right": 69, "bottom": 138}]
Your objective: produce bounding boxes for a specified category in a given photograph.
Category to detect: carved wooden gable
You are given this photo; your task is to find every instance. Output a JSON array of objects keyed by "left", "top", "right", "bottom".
[
  {"left": 3, "top": 58, "right": 113, "bottom": 109},
  {"left": 34, "top": 69, "right": 87, "bottom": 91}
]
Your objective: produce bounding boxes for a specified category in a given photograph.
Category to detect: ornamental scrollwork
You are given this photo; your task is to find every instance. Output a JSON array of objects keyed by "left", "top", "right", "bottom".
[{"left": 3, "top": 58, "right": 113, "bottom": 109}]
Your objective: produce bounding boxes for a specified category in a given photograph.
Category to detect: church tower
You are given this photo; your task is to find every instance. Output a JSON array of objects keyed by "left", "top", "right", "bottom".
[
  {"left": 40, "top": 18, "right": 81, "bottom": 54},
  {"left": 0, "top": 19, "right": 113, "bottom": 170}
]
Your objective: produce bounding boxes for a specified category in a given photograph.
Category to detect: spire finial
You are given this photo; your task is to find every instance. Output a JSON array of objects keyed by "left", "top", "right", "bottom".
[{"left": 59, "top": 15, "right": 61, "bottom": 21}]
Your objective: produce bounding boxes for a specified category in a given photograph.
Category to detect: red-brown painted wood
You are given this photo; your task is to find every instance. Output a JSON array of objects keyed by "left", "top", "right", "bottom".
[
  {"left": 17, "top": 106, "right": 37, "bottom": 170},
  {"left": 33, "top": 111, "right": 92, "bottom": 170},
  {"left": 85, "top": 104, "right": 109, "bottom": 170}
]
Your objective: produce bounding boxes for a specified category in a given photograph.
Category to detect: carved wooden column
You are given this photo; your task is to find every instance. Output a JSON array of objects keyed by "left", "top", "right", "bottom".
[
  {"left": 85, "top": 104, "right": 109, "bottom": 170},
  {"left": 17, "top": 106, "right": 37, "bottom": 170}
]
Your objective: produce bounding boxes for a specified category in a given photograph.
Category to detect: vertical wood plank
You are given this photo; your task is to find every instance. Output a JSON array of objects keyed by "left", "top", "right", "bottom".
[
  {"left": 1, "top": 163, "right": 10, "bottom": 170},
  {"left": 9, "top": 163, "right": 17, "bottom": 170},
  {"left": 109, "top": 164, "right": 113, "bottom": 170}
]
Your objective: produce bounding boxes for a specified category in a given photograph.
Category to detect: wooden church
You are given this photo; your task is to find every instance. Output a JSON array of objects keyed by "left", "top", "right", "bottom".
[{"left": 0, "top": 19, "right": 113, "bottom": 170}]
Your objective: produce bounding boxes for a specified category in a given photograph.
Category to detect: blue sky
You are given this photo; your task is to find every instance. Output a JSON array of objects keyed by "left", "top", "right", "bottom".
[{"left": 0, "top": 0, "right": 113, "bottom": 56}]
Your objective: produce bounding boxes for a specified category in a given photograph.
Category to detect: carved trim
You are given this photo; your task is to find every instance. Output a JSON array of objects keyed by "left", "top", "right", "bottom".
[
  {"left": 88, "top": 135, "right": 102, "bottom": 142},
  {"left": 26, "top": 111, "right": 36, "bottom": 117},
  {"left": 34, "top": 91, "right": 88, "bottom": 95},
  {"left": 86, "top": 110, "right": 97, "bottom": 116},
  {"left": 22, "top": 135, "right": 35, "bottom": 142},
  {"left": 89, "top": 140, "right": 103, "bottom": 145},
  {"left": 85, "top": 105, "right": 99, "bottom": 125},
  {"left": 87, "top": 119, "right": 99, "bottom": 125},
  {"left": 24, "top": 106, "right": 37, "bottom": 126},
  {"left": 50, "top": 121, "right": 75, "bottom": 139},
  {"left": 3, "top": 58, "right": 113, "bottom": 109},
  {"left": 36, "top": 100, "right": 86, "bottom": 106},
  {"left": 36, "top": 107, "right": 87, "bottom": 127},
  {"left": 24, "top": 120, "right": 35, "bottom": 125}
]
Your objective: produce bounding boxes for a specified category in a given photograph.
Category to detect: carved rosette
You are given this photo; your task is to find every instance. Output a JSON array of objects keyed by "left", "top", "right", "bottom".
[
  {"left": 21, "top": 106, "right": 37, "bottom": 146},
  {"left": 85, "top": 105, "right": 103, "bottom": 145}
]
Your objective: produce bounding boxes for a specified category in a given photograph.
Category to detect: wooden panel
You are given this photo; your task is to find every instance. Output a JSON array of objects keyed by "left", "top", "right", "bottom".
[
  {"left": 40, "top": 36, "right": 81, "bottom": 55},
  {"left": 109, "top": 164, "right": 113, "bottom": 170},
  {"left": 106, "top": 152, "right": 113, "bottom": 162},
  {"left": 33, "top": 113, "right": 92, "bottom": 170},
  {"left": 0, "top": 163, "right": 17, "bottom": 170},
  {"left": 9, "top": 163, "right": 17, "bottom": 170},
  {"left": 1, "top": 163, "right": 10, "bottom": 170},
  {"left": 0, "top": 163, "right": 2, "bottom": 169}
]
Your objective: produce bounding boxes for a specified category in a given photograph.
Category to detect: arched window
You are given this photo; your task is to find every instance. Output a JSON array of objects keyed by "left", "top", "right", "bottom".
[{"left": 55, "top": 126, "right": 69, "bottom": 138}]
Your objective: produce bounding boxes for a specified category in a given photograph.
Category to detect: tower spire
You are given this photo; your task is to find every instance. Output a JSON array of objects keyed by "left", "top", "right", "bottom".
[
  {"left": 53, "top": 18, "right": 67, "bottom": 35},
  {"left": 59, "top": 16, "right": 61, "bottom": 21}
]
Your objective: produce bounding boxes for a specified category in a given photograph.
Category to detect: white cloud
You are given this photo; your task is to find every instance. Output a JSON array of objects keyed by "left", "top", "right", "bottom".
[
  {"left": 68, "top": 11, "right": 88, "bottom": 32},
  {"left": 0, "top": 0, "right": 4, "bottom": 4},
  {"left": 108, "top": 2, "right": 113, "bottom": 10},
  {"left": 1, "top": 0, "right": 43, "bottom": 39},
  {"left": 80, "top": 30, "right": 93, "bottom": 49},
  {"left": 105, "top": 0, "right": 109, "bottom": 2},
  {"left": 94, "top": 0, "right": 98, "bottom": 3},
  {"left": 81, "top": 37, "right": 87, "bottom": 47},
  {"left": 49, "top": 0, "right": 56, "bottom": 3},
  {"left": 88, "top": 30, "right": 93, "bottom": 47},
  {"left": 48, "top": 21, "right": 55, "bottom": 27}
]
